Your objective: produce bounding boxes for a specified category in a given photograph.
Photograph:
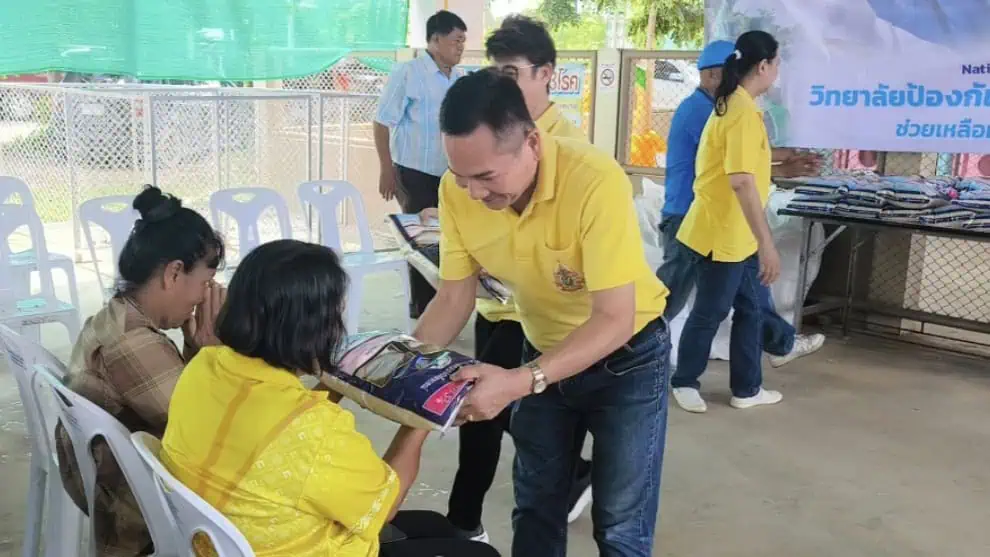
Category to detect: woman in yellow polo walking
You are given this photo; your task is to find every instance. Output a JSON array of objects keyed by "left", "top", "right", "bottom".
[{"left": 670, "top": 30, "right": 787, "bottom": 412}]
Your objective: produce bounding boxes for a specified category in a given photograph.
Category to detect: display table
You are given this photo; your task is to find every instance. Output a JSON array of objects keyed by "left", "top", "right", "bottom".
[{"left": 779, "top": 208, "right": 990, "bottom": 341}]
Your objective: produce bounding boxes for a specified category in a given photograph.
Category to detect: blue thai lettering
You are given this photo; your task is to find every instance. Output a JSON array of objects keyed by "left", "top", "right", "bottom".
[
  {"left": 825, "top": 89, "right": 841, "bottom": 106},
  {"left": 974, "top": 124, "right": 987, "bottom": 139},
  {"left": 920, "top": 124, "right": 936, "bottom": 138},
  {"left": 924, "top": 90, "right": 944, "bottom": 107},
  {"left": 872, "top": 84, "right": 889, "bottom": 107},
  {"left": 939, "top": 124, "right": 957, "bottom": 138},
  {"left": 889, "top": 89, "right": 906, "bottom": 107},
  {"left": 909, "top": 123, "right": 921, "bottom": 137},
  {"left": 959, "top": 118, "right": 973, "bottom": 138},
  {"left": 860, "top": 90, "right": 872, "bottom": 106},
  {"left": 965, "top": 83, "right": 986, "bottom": 107},
  {"left": 896, "top": 119, "right": 911, "bottom": 137},
  {"left": 810, "top": 85, "right": 825, "bottom": 106},
  {"left": 907, "top": 83, "right": 926, "bottom": 107},
  {"left": 946, "top": 90, "right": 964, "bottom": 107},
  {"left": 842, "top": 90, "right": 859, "bottom": 106}
]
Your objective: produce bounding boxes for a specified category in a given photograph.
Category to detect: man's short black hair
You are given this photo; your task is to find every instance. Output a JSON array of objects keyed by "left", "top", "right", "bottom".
[
  {"left": 427, "top": 10, "right": 467, "bottom": 41},
  {"left": 216, "top": 239, "right": 349, "bottom": 377},
  {"left": 440, "top": 67, "right": 535, "bottom": 141},
  {"left": 485, "top": 15, "right": 557, "bottom": 68}
]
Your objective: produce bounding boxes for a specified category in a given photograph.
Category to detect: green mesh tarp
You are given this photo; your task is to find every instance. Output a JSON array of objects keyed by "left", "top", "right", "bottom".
[{"left": 0, "top": 0, "right": 408, "bottom": 80}]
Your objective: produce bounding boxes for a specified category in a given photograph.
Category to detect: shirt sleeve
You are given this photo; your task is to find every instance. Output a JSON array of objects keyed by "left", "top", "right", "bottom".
[
  {"left": 105, "top": 328, "right": 184, "bottom": 433},
  {"left": 723, "top": 111, "right": 763, "bottom": 176},
  {"left": 375, "top": 62, "right": 409, "bottom": 128},
  {"left": 300, "top": 408, "right": 399, "bottom": 542},
  {"left": 438, "top": 174, "right": 481, "bottom": 281},
  {"left": 580, "top": 165, "right": 645, "bottom": 292}
]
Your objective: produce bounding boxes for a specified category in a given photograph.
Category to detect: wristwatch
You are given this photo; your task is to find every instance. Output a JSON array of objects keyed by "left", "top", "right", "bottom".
[{"left": 523, "top": 361, "right": 547, "bottom": 394}]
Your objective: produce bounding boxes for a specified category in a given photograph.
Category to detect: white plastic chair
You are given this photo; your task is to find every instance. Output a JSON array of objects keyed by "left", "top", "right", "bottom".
[
  {"left": 0, "top": 326, "right": 83, "bottom": 557},
  {"left": 131, "top": 432, "right": 255, "bottom": 557},
  {"left": 0, "top": 204, "right": 81, "bottom": 343},
  {"left": 78, "top": 195, "right": 138, "bottom": 301},
  {"left": 36, "top": 365, "right": 181, "bottom": 557},
  {"left": 298, "top": 180, "right": 410, "bottom": 333},
  {"left": 1, "top": 176, "right": 81, "bottom": 311},
  {"left": 209, "top": 187, "right": 292, "bottom": 271}
]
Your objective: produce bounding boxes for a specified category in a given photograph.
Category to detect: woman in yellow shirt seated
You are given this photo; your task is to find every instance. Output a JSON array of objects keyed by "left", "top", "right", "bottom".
[
  {"left": 161, "top": 239, "right": 499, "bottom": 557},
  {"left": 671, "top": 30, "right": 789, "bottom": 412}
]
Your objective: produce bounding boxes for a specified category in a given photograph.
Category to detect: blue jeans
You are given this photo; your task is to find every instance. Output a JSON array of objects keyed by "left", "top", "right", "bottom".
[
  {"left": 672, "top": 255, "right": 765, "bottom": 398},
  {"left": 510, "top": 320, "right": 670, "bottom": 557},
  {"left": 656, "top": 214, "right": 795, "bottom": 356}
]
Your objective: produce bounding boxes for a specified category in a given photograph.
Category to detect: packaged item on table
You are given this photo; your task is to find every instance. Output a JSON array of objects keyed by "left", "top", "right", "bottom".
[
  {"left": 324, "top": 330, "right": 476, "bottom": 431},
  {"left": 386, "top": 213, "right": 512, "bottom": 303}
]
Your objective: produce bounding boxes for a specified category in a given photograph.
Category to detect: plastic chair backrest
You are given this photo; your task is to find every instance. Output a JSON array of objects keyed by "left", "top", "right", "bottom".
[
  {"left": 36, "top": 366, "right": 180, "bottom": 556},
  {"left": 78, "top": 196, "right": 138, "bottom": 281},
  {"left": 210, "top": 188, "right": 292, "bottom": 260},
  {"left": 0, "top": 176, "right": 35, "bottom": 206},
  {"left": 297, "top": 180, "right": 374, "bottom": 253},
  {"left": 0, "top": 325, "right": 64, "bottom": 459},
  {"left": 0, "top": 204, "right": 56, "bottom": 298},
  {"left": 131, "top": 431, "right": 255, "bottom": 556}
]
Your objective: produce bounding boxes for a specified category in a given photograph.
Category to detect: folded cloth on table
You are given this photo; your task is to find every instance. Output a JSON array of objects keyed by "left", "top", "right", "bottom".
[
  {"left": 962, "top": 214, "right": 990, "bottom": 231},
  {"left": 386, "top": 214, "right": 511, "bottom": 304},
  {"left": 843, "top": 190, "right": 885, "bottom": 207},
  {"left": 786, "top": 195, "right": 836, "bottom": 215},
  {"left": 834, "top": 202, "right": 882, "bottom": 219},
  {"left": 326, "top": 330, "right": 476, "bottom": 431},
  {"left": 879, "top": 207, "right": 927, "bottom": 224},
  {"left": 794, "top": 183, "right": 847, "bottom": 200},
  {"left": 918, "top": 205, "right": 978, "bottom": 227}
]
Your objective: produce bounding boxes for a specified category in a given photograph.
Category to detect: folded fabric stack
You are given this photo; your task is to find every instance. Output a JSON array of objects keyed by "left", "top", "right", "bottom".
[{"left": 784, "top": 172, "right": 990, "bottom": 232}]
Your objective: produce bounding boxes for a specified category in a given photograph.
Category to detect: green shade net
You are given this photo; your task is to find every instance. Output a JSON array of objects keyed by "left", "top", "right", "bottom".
[{"left": 0, "top": 0, "right": 408, "bottom": 81}]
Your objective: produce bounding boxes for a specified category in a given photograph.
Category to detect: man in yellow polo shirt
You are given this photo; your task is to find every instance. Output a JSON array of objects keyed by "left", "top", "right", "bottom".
[
  {"left": 413, "top": 68, "right": 670, "bottom": 557},
  {"left": 442, "top": 15, "right": 593, "bottom": 544}
]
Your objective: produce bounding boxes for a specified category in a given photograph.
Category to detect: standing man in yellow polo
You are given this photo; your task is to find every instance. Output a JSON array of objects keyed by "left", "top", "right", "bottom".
[
  {"left": 414, "top": 68, "right": 670, "bottom": 557},
  {"left": 672, "top": 30, "right": 789, "bottom": 411},
  {"left": 442, "top": 16, "right": 592, "bottom": 544}
]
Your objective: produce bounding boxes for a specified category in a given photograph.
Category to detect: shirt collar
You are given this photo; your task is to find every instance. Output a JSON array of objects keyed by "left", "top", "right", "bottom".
[
  {"left": 211, "top": 346, "right": 309, "bottom": 390},
  {"left": 734, "top": 86, "right": 762, "bottom": 114},
  {"left": 421, "top": 52, "right": 450, "bottom": 77},
  {"left": 695, "top": 87, "right": 715, "bottom": 103},
  {"left": 531, "top": 129, "right": 559, "bottom": 205},
  {"left": 535, "top": 103, "right": 564, "bottom": 132}
]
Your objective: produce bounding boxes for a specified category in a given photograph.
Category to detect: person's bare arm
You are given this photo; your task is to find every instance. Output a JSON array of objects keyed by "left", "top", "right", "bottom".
[
  {"left": 730, "top": 172, "right": 780, "bottom": 284},
  {"left": 382, "top": 426, "right": 430, "bottom": 520},
  {"left": 412, "top": 275, "right": 479, "bottom": 347},
  {"left": 373, "top": 122, "right": 393, "bottom": 169},
  {"left": 771, "top": 147, "right": 795, "bottom": 162}
]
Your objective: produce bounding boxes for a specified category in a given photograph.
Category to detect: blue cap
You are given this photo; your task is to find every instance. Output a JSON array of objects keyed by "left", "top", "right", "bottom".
[{"left": 697, "top": 40, "right": 736, "bottom": 70}]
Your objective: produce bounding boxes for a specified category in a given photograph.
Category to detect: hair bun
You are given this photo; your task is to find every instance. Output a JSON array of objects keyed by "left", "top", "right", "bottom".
[{"left": 133, "top": 185, "right": 181, "bottom": 223}]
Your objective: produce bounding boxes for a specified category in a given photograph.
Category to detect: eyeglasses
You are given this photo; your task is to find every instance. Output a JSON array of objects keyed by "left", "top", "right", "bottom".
[{"left": 489, "top": 64, "right": 536, "bottom": 81}]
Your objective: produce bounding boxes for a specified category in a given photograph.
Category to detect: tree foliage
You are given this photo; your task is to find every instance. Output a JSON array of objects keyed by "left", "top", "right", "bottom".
[{"left": 537, "top": 0, "right": 704, "bottom": 47}]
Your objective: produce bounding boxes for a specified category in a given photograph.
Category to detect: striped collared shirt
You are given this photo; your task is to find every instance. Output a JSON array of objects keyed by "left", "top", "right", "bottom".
[{"left": 375, "top": 54, "right": 464, "bottom": 177}]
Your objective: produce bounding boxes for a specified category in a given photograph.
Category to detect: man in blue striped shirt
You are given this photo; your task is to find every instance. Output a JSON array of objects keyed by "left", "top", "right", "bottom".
[{"left": 374, "top": 10, "right": 467, "bottom": 318}]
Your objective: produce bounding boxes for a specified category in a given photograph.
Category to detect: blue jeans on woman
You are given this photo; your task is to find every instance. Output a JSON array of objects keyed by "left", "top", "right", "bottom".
[
  {"left": 657, "top": 214, "right": 795, "bottom": 357},
  {"left": 510, "top": 319, "right": 670, "bottom": 557},
  {"left": 672, "top": 254, "right": 766, "bottom": 398}
]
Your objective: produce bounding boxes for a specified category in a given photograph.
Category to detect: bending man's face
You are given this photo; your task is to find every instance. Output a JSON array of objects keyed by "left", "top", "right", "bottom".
[{"left": 443, "top": 125, "right": 541, "bottom": 211}]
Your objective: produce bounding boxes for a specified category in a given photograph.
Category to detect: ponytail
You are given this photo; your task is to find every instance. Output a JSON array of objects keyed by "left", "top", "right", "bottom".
[{"left": 713, "top": 30, "right": 779, "bottom": 116}]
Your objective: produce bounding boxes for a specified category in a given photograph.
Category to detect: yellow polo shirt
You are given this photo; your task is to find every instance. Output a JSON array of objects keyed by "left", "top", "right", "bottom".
[
  {"left": 162, "top": 346, "right": 398, "bottom": 557},
  {"left": 476, "top": 103, "right": 589, "bottom": 323},
  {"left": 440, "top": 132, "right": 668, "bottom": 352},
  {"left": 677, "top": 87, "right": 772, "bottom": 262}
]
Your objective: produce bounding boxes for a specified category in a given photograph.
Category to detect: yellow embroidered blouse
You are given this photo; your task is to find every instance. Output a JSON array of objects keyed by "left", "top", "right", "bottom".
[{"left": 161, "top": 346, "right": 398, "bottom": 557}]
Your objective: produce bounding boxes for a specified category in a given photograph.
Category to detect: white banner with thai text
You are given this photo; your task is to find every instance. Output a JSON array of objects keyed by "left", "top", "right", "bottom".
[{"left": 706, "top": 0, "right": 990, "bottom": 153}]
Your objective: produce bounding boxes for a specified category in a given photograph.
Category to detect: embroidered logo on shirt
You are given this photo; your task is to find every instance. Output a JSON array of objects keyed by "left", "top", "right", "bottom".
[{"left": 554, "top": 263, "right": 585, "bottom": 292}]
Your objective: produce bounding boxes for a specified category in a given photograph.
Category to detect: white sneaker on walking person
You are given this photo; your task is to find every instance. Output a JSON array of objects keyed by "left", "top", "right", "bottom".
[
  {"left": 730, "top": 388, "right": 783, "bottom": 409},
  {"left": 768, "top": 333, "right": 825, "bottom": 368},
  {"left": 672, "top": 387, "right": 708, "bottom": 413}
]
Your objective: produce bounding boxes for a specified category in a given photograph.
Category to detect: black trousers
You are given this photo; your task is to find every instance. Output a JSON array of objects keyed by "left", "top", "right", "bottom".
[
  {"left": 394, "top": 164, "right": 441, "bottom": 316},
  {"left": 380, "top": 510, "right": 499, "bottom": 557}
]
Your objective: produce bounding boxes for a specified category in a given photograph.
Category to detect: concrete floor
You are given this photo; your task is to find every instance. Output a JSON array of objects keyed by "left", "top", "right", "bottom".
[{"left": 2, "top": 253, "right": 990, "bottom": 556}]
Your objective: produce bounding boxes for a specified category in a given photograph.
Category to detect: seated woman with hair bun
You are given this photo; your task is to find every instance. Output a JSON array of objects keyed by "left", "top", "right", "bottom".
[
  {"left": 55, "top": 185, "right": 226, "bottom": 556},
  {"left": 161, "top": 239, "right": 499, "bottom": 557}
]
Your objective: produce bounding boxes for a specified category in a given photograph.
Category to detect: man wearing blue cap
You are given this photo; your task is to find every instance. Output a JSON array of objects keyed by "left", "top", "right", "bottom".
[{"left": 659, "top": 40, "right": 825, "bottom": 412}]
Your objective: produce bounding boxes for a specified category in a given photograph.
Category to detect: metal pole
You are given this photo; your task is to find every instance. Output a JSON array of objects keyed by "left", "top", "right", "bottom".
[
  {"left": 306, "top": 95, "right": 313, "bottom": 181},
  {"left": 65, "top": 91, "right": 81, "bottom": 259},
  {"left": 214, "top": 98, "right": 222, "bottom": 191},
  {"left": 148, "top": 94, "right": 159, "bottom": 186},
  {"left": 341, "top": 97, "right": 352, "bottom": 227}
]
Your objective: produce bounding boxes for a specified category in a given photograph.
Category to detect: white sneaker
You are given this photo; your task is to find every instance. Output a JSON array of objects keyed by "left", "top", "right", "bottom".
[
  {"left": 672, "top": 387, "right": 708, "bottom": 413},
  {"left": 471, "top": 529, "right": 491, "bottom": 544},
  {"left": 768, "top": 333, "right": 825, "bottom": 368},
  {"left": 730, "top": 388, "right": 783, "bottom": 409}
]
